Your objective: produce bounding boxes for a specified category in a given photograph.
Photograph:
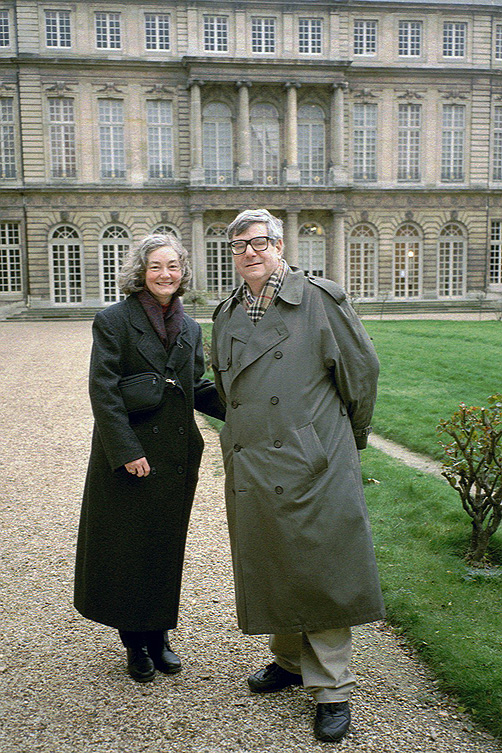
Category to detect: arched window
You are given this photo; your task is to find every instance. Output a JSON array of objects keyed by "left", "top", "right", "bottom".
[
  {"left": 203, "top": 103, "right": 233, "bottom": 185},
  {"left": 250, "top": 104, "right": 280, "bottom": 185},
  {"left": 348, "top": 224, "right": 377, "bottom": 298},
  {"left": 438, "top": 223, "right": 466, "bottom": 297},
  {"left": 100, "top": 224, "right": 131, "bottom": 303},
  {"left": 298, "top": 105, "right": 325, "bottom": 185},
  {"left": 298, "top": 223, "right": 325, "bottom": 277},
  {"left": 393, "top": 223, "right": 421, "bottom": 298},
  {"left": 152, "top": 223, "right": 181, "bottom": 239},
  {"left": 206, "top": 223, "right": 236, "bottom": 297},
  {"left": 50, "top": 225, "right": 82, "bottom": 304}
]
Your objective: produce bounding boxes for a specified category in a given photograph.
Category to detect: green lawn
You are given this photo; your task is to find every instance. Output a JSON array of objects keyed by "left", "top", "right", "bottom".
[{"left": 363, "top": 320, "right": 502, "bottom": 460}]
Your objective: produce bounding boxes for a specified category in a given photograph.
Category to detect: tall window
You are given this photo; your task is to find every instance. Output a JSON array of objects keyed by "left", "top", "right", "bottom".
[
  {"left": 147, "top": 100, "right": 173, "bottom": 179},
  {"left": 398, "top": 103, "right": 421, "bottom": 181},
  {"left": 0, "top": 10, "right": 10, "bottom": 47},
  {"left": 251, "top": 104, "right": 280, "bottom": 185},
  {"left": 398, "top": 21, "right": 422, "bottom": 57},
  {"left": 298, "top": 105, "right": 325, "bottom": 185},
  {"left": 100, "top": 225, "right": 130, "bottom": 303},
  {"left": 0, "top": 98, "right": 16, "bottom": 179},
  {"left": 353, "top": 103, "right": 377, "bottom": 181},
  {"left": 99, "top": 99, "right": 125, "bottom": 179},
  {"left": 204, "top": 15, "right": 228, "bottom": 52},
  {"left": 49, "top": 99, "right": 76, "bottom": 178},
  {"left": 348, "top": 224, "right": 377, "bottom": 298},
  {"left": 438, "top": 223, "right": 465, "bottom": 297},
  {"left": 252, "top": 17, "right": 276, "bottom": 53},
  {"left": 299, "top": 19, "right": 322, "bottom": 54},
  {"left": 354, "top": 20, "right": 377, "bottom": 56},
  {"left": 95, "top": 12, "right": 121, "bottom": 49},
  {"left": 298, "top": 224, "right": 325, "bottom": 277},
  {"left": 0, "top": 222, "right": 22, "bottom": 293},
  {"left": 496, "top": 25, "right": 502, "bottom": 59},
  {"left": 45, "top": 10, "right": 71, "bottom": 48},
  {"left": 441, "top": 104, "right": 465, "bottom": 181},
  {"left": 206, "top": 224, "right": 236, "bottom": 297},
  {"left": 493, "top": 107, "right": 502, "bottom": 181},
  {"left": 50, "top": 226, "right": 82, "bottom": 304},
  {"left": 490, "top": 221, "right": 502, "bottom": 284},
  {"left": 145, "top": 13, "right": 170, "bottom": 50},
  {"left": 393, "top": 224, "right": 421, "bottom": 298},
  {"left": 202, "top": 103, "right": 232, "bottom": 185},
  {"left": 443, "top": 22, "right": 466, "bottom": 58}
]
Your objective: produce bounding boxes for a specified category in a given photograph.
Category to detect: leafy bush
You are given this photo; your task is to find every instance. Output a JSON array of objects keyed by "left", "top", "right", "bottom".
[{"left": 437, "top": 395, "right": 502, "bottom": 564}]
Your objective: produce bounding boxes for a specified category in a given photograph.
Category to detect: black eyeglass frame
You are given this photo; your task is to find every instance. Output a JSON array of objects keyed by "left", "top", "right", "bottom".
[{"left": 228, "top": 236, "right": 274, "bottom": 255}]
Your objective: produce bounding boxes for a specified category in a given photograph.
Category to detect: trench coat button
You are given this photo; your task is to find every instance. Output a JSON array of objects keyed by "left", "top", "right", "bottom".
[
  {"left": 270, "top": 396, "right": 279, "bottom": 405},
  {"left": 152, "top": 426, "right": 159, "bottom": 434},
  {"left": 231, "top": 400, "right": 239, "bottom": 409},
  {"left": 275, "top": 486, "right": 284, "bottom": 494},
  {"left": 151, "top": 467, "right": 157, "bottom": 475},
  {"left": 233, "top": 444, "right": 242, "bottom": 452},
  {"left": 227, "top": 357, "right": 231, "bottom": 367},
  {"left": 274, "top": 351, "right": 283, "bottom": 359},
  {"left": 274, "top": 440, "right": 282, "bottom": 448},
  {"left": 178, "top": 426, "right": 185, "bottom": 435},
  {"left": 177, "top": 465, "right": 184, "bottom": 474}
]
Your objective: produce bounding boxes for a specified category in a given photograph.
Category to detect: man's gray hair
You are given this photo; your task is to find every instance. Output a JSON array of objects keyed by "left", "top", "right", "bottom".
[
  {"left": 118, "top": 233, "right": 192, "bottom": 297},
  {"left": 227, "top": 209, "right": 283, "bottom": 242}
]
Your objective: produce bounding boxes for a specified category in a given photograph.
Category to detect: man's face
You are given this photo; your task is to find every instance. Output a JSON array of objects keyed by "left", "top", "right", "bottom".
[{"left": 231, "top": 222, "right": 283, "bottom": 295}]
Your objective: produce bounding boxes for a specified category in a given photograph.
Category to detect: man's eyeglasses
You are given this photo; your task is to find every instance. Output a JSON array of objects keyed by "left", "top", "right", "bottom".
[{"left": 229, "top": 236, "right": 272, "bottom": 255}]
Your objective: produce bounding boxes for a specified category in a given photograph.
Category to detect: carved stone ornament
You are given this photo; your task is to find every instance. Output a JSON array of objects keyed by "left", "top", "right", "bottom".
[
  {"left": 351, "top": 87, "right": 379, "bottom": 101},
  {"left": 442, "top": 90, "right": 468, "bottom": 101},
  {"left": 397, "top": 89, "right": 424, "bottom": 100},
  {"left": 145, "top": 83, "right": 172, "bottom": 95},
  {"left": 96, "top": 82, "right": 124, "bottom": 94},
  {"left": 45, "top": 81, "right": 74, "bottom": 94},
  {"left": 0, "top": 81, "right": 15, "bottom": 93}
]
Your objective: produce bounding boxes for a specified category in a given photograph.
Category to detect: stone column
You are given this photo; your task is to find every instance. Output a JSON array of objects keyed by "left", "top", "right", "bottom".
[
  {"left": 331, "top": 211, "right": 346, "bottom": 285},
  {"left": 330, "top": 82, "right": 348, "bottom": 185},
  {"left": 190, "top": 211, "right": 206, "bottom": 290},
  {"left": 236, "top": 80, "right": 253, "bottom": 184},
  {"left": 284, "top": 210, "right": 299, "bottom": 267},
  {"left": 189, "top": 81, "right": 204, "bottom": 185},
  {"left": 284, "top": 82, "right": 300, "bottom": 184}
]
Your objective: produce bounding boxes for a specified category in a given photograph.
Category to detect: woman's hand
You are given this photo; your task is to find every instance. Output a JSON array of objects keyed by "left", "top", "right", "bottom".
[{"left": 124, "top": 457, "right": 151, "bottom": 477}]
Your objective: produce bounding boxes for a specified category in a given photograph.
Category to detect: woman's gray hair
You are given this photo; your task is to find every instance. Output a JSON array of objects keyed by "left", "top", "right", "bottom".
[
  {"left": 227, "top": 208, "right": 283, "bottom": 242},
  {"left": 118, "top": 234, "right": 192, "bottom": 297}
]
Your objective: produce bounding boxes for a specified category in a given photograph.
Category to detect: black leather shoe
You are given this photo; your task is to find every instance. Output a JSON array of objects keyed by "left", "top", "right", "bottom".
[
  {"left": 126, "top": 646, "right": 155, "bottom": 682},
  {"left": 146, "top": 631, "right": 182, "bottom": 675},
  {"left": 247, "top": 662, "right": 302, "bottom": 693},
  {"left": 314, "top": 701, "right": 351, "bottom": 742}
]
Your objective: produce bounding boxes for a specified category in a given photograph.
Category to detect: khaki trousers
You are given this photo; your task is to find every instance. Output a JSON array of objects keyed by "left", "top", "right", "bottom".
[{"left": 270, "top": 628, "right": 356, "bottom": 703}]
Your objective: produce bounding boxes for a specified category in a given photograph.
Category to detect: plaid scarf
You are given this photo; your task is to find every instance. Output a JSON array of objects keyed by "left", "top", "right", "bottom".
[
  {"left": 240, "top": 258, "right": 289, "bottom": 324},
  {"left": 137, "top": 289, "right": 184, "bottom": 351}
]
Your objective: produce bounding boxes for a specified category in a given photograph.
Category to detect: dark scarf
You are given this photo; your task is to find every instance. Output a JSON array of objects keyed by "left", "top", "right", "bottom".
[{"left": 137, "top": 289, "right": 184, "bottom": 351}]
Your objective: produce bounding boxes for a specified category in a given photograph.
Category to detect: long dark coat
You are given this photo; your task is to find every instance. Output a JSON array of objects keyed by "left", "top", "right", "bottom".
[
  {"left": 74, "top": 294, "right": 224, "bottom": 632},
  {"left": 211, "top": 267, "right": 385, "bottom": 635}
]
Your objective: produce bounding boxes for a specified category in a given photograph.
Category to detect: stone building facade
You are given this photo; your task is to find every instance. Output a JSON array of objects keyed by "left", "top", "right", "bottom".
[{"left": 1, "top": 0, "right": 502, "bottom": 309}]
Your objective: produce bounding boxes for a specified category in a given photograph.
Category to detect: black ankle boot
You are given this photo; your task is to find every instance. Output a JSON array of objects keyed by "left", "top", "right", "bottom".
[
  {"left": 119, "top": 630, "right": 155, "bottom": 682},
  {"left": 145, "top": 630, "right": 182, "bottom": 674}
]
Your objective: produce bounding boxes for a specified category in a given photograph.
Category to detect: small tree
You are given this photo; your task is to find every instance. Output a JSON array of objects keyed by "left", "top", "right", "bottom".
[
  {"left": 183, "top": 288, "right": 208, "bottom": 318},
  {"left": 437, "top": 395, "right": 502, "bottom": 565}
]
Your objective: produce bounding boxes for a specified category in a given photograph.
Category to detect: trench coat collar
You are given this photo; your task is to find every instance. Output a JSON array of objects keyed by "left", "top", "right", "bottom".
[
  {"left": 220, "top": 264, "right": 305, "bottom": 316},
  {"left": 126, "top": 294, "right": 191, "bottom": 375}
]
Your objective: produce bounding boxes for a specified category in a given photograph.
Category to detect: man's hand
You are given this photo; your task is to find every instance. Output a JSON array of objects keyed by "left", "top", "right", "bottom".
[{"left": 124, "top": 457, "right": 151, "bottom": 477}]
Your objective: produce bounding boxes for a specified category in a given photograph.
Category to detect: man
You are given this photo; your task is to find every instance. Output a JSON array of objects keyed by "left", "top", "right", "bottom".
[{"left": 211, "top": 208, "right": 385, "bottom": 743}]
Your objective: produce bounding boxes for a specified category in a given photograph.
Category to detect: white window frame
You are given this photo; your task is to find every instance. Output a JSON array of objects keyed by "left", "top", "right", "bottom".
[
  {"left": 438, "top": 223, "right": 466, "bottom": 298},
  {"left": 45, "top": 9, "right": 71, "bottom": 48},
  {"left": 398, "top": 20, "right": 422, "bottom": 57},
  {"left": 98, "top": 99, "right": 125, "bottom": 179},
  {"left": 147, "top": 100, "right": 174, "bottom": 179},
  {"left": 298, "top": 223, "right": 325, "bottom": 277},
  {"left": 441, "top": 104, "right": 465, "bottom": 182},
  {"left": 298, "top": 18, "right": 322, "bottom": 55},
  {"left": 353, "top": 19, "right": 377, "bottom": 56},
  {"left": 251, "top": 17, "right": 276, "bottom": 53},
  {"left": 49, "top": 98, "right": 77, "bottom": 178},
  {"left": 203, "top": 15, "right": 228, "bottom": 52},
  {"left": 348, "top": 224, "right": 377, "bottom": 299},
  {"left": 99, "top": 225, "right": 130, "bottom": 304},
  {"left": 353, "top": 103, "right": 377, "bottom": 182},
  {"left": 95, "top": 11, "right": 121, "bottom": 50},
  {"left": 0, "top": 222, "right": 22, "bottom": 293},
  {"left": 443, "top": 22, "right": 466, "bottom": 58},
  {"left": 397, "top": 103, "right": 421, "bottom": 182},
  {"left": 496, "top": 24, "right": 502, "bottom": 60},
  {"left": 205, "top": 223, "right": 236, "bottom": 297},
  {"left": 0, "top": 98, "right": 16, "bottom": 179},
  {"left": 49, "top": 225, "right": 83, "bottom": 305},
  {"left": 490, "top": 221, "right": 502, "bottom": 285},
  {"left": 393, "top": 224, "right": 422, "bottom": 299},
  {"left": 298, "top": 104, "right": 325, "bottom": 186},
  {"left": 0, "top": 10, "right": 10, "bottom": 47},
  {"left": 250, "top": 104, "right": 280, "bottom": 185},
  {"left": 493, "top": 106, "right": 502, "bottom": 181},
  {"left": 202, "top": 103, "right": 233, "bottom": 185},
  {"left": 144, "top": 13, "right": 170, "bottom": 51}
]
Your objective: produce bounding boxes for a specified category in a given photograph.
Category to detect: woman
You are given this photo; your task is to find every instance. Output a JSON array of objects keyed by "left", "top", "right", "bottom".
[{"left": 74, "top": 234, "right": 225, "bottom": 682}]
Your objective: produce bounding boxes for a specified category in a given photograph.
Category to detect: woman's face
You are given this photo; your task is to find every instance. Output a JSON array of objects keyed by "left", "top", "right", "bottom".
[{"left": 144, "top": 246, "right": 182, "bottom": 305}]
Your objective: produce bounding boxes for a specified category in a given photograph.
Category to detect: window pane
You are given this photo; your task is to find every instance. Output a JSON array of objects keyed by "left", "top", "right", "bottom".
[
  {"left": 299, "top": 18, "right": 322, "bottom": 54},
  {"left": 145, "top": 13, "right": 170, "bottom": 50},
  {"left": 99, "top": 100, "right": 125, "bottom": 178},
  {"left": 398, "top": 104, "right": 421, "bottom": 181},
  {"left": 0, "top": 98, "right": 16, "bottom": 178},
  {"left": 204, "top": 15, "right": 228, "bottom": 52},
  {"left": 354, "top": 20, "right": 377, "bottom": 55},
  {"left": 95, "top": 12, "right": 121, "bottom": 49},
  {"left": 147, "top": 100, "right": 173, "bottom": 178},
  {"left": 251, "top": 105, "right": 279, "bottom": 184},
  {"left": 399, "top": 21, "right": 422, "bottom": 56},
  {"left": 490, "top": 221, "right": 502, "bottom": 284},
  {"left": 0, "top": 11, "right": 10, "bottom": 47},
  {"left": 252, "top": 17, "right": 276, "bottom": 53},
  {"left": 443, "top": 22, "right": 466, "bottom": 57},
  {"left": 0, "top": 222, "right": 21, "bottom": 292},
  {"left": 45, "top": 10, "right": 71, "bottom": 48},
  {"left": 353, "top": 104, "right": 377, "bottom": 181},
  {"left": 49, "top": 98, "right": 76, "bottom": 178},
  {"left": 441, "top": 105, "right": 465, "bottom": 180}
]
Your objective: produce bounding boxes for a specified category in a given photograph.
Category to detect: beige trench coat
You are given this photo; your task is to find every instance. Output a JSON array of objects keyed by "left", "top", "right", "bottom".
[{"left": 211, "top": 267, "right": 385, "bottom": 635}]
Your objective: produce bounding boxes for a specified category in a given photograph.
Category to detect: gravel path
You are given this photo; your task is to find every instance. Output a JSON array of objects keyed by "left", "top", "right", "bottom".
[{"left": 0, "top": 321, "right": 500, "bottom": 753}]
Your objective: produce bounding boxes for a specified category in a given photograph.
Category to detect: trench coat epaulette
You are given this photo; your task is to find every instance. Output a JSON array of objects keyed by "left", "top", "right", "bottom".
[
  {"left": 212, "top": 288, "right": 239, "bottom": 321},
  {"left": 306, "top": 275, "right": 346, "bottom": 305}
]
